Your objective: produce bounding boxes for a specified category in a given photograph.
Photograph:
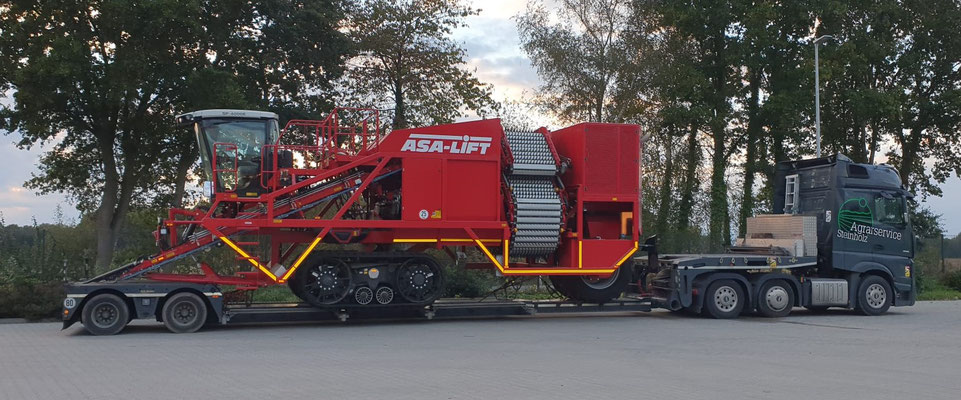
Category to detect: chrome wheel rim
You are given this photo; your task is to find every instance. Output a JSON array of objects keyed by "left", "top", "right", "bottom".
[
  {"left": 714, "top": 286, "right": 738, "bottom": 312},
  {"left": 765, "top": 286, "right": 790, "bottom": 312},
  {"left": 866, "top": 283, "right": 887, "bottom": 309}
]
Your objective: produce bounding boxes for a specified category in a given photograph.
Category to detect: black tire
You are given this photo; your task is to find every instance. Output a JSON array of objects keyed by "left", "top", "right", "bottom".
[
  {"left": 81, "top": 293, "right": 130, "bottom": 336},
  {"left": 702, "top": 279, "right": 745, "bottom": 319},
  {"left": 549, "top": 276, "right": 577, "bottom": 299},
  {"left": 550, "top": 265, "right": 633, "bottom": 304},
  {"left": 293, "top": 257, "right": 353, "bottom": 306},
  {"left": 856, "top": 275, "right": 892, "bottom": 316},
  {"left": 162, "top": 292, "right": 208, "bottom": 334},
  {"left": 395, "top": 257, "right": 445, "bottom": 304},
  {"left": 756, "top": 280, "right": 795, "bottom": 318}
]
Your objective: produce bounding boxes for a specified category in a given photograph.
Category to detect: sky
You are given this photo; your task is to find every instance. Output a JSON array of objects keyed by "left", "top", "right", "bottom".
[{"left": 2, "top": 0, "right": 960, "bottom": 235}]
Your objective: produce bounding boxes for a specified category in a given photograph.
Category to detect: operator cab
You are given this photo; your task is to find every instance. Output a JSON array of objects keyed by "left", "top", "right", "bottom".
[{"left": 176, "top": 109, "right": 280, "bottom": 197}]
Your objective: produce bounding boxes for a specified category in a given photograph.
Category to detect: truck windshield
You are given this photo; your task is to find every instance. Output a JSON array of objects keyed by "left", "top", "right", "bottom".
[{"left": 196, "top": 118, "right": 279, "bottom": 192}]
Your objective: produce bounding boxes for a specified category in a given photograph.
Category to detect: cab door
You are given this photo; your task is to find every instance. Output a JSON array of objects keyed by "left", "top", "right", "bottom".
[{"left": 870, "top": 192, "right": 911, "bottom": 260}]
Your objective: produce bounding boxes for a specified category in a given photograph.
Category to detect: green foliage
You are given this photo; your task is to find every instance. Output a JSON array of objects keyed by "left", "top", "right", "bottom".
[
  {"left": 0, "top": 281, "right": 63, "bottom": 320},
  {"left": 818, "top": 0, "right": 961, "bottom": 199},
  {"left": 916, "top": 277, "right": 961, "bottom": 301},
  {"left": 944, "top": 270, "right": 961, "bottom": 293},
  {"left": 517, "top": 0, "right": 639, "bottom": 123},
  {"left": 442, "top": 266, "right": 498, "bottom": 298},
  {"left": 0, "top": 0, "right": 352, "bottom": 269},
  {"left": 340, "top": 0, "right": 495, "bottom": 129}
]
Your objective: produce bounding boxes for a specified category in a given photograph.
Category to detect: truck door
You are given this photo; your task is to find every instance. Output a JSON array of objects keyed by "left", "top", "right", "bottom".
[
  {"left": 871, "top": 191, "right": 915, "bottom": 303},
  {"left": 870, "top": 191, "right": 912, "bottom": 262}
]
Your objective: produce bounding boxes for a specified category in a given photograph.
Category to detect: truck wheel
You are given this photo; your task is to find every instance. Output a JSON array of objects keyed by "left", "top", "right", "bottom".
[
  {"left": 552, "top": 266, "right": 632, "bottom": 303},
  {"left": 549, "top": 276, "right": 577, "bottom": 299},
  {"left": 756, "top": 280, "right": 794, "bottom": 318},
  {"left": 81, "top": 293, "right": 130, "bottom": 336},
  {"left": 702, "top": 279, "right": 745, "bottom": 319},
  {"left": 162, "top": 292, "right": 208, "bottom": 333},
  {"left": 856, "top": 275, "right": 892, "bottom": 316}
]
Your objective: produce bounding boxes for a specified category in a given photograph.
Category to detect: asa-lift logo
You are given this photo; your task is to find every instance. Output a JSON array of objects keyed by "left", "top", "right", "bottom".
[{"left": 401, "top": 133, "right": 493, "bottom": 155}]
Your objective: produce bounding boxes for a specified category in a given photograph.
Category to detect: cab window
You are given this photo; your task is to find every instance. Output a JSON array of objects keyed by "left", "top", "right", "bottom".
[{"left": 875, "top": 195, "right": 905, "bottom": 227}]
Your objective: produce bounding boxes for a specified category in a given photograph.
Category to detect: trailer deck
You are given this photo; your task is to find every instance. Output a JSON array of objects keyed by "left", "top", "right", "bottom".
[{"left": 223, "top": 297, "right": 654, "bottom": 324}]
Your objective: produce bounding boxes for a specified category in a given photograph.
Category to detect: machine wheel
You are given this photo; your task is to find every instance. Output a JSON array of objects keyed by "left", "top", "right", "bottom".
[
  {"left": 856, "top": 275, "right": 892, "bottom": 316},
  {"left": 81, "top": 293, "right": 130, "bottom": 336},
  {"left": 296, "top": 258, "right": 353, "bottom": 306},
  {"left": 162, "top": 292, "right": 208, "bottom": 334},
  {"left": 395, "top": 258, "right": 444, "bottom": 304},
  {"left": 702, "top": 279, "right": 745, "bottom": 319},
  {"left": 548, "top": 276, "right": 577, "bottom": 299},
  {"left": 756, "top": 280, "right": 794, "bottom": 318},
  {"left": 551, "top": 265, "right": 633, "bottom": 304}
]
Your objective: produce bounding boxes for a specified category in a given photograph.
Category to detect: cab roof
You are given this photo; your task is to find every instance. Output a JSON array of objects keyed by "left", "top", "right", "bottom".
[{"left": 175, "top": 109, "right": 279, "bottom": 124}]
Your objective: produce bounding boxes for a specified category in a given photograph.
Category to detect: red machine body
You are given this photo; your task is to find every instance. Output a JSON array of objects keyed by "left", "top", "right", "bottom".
[{"left": 103, "top": 108, "right": 641, "bottom": 291}]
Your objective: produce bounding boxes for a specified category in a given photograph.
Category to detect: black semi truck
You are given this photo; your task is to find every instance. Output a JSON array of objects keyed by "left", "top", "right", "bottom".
[{"left": 639, "top": 154, "right": 916, "bottom": 318}]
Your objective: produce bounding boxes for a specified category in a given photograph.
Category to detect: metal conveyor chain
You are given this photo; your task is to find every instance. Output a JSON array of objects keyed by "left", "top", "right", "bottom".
[{"left": 504, "top": 130, "right": 562, "bottom": 257}]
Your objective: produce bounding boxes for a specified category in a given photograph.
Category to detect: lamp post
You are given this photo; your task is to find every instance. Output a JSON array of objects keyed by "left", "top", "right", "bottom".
[{"left": 814, "top": 34, "right": 833, "bottom": 158}]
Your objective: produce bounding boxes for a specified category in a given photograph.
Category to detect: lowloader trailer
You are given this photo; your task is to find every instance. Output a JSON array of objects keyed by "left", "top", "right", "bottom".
[{"left": 60, "top": 108, "right": 914, "bottom": 334}]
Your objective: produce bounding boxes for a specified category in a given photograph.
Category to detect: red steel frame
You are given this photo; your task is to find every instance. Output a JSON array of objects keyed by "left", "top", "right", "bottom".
[{"left": 132, "top": 108, "right": 641, "bottom": 289}]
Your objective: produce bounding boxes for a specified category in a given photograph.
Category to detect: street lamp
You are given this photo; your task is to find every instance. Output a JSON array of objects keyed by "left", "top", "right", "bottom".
[{"left": 814, "top": 34, "right": 833, "bottom": 158}]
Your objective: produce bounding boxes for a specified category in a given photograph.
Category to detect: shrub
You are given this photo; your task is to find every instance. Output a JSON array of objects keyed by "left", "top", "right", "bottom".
[
  {"left": 0, "top": 281, "right": 64, "bottom": 320},
  {"left": 944, "top": 270, "right": 961, "bottom": 292},
  {"left": 443, "top": 266, "right": 498, "bottom": 298}
]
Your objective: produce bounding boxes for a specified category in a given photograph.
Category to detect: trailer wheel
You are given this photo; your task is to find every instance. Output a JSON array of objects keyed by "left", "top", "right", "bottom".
[
  {"left": 702, "top": 279, "right": 744, "bottom": 319},
  {"left": 81, "top": 294, "right": 130, "bottom": 336},
  {"left": 162, "top": 292, "right": 208, "bottom": 333},
  {"left": 856, "top": 275, "right": 892, "bottom": 316},
  {"left": 552, "top": 265, "right": 632, "bottom": 304},
  {"left": 756, "top": 280, "right": 794, "bottom": 318}
]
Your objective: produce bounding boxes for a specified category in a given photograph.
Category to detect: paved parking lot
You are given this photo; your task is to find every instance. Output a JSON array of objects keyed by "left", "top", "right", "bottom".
[{"left": 1, "top": 301, "right": 960, "bottom": 400}]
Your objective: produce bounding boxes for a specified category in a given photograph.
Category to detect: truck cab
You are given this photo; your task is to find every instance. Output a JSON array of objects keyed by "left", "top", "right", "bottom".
[{"left": 773, "top": 154, "right": 916, "bottom": 307}]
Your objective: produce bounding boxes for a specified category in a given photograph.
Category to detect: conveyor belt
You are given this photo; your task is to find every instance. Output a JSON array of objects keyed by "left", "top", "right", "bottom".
[{"left": 504, "top": 130, "right": 563, "bottom": 257}]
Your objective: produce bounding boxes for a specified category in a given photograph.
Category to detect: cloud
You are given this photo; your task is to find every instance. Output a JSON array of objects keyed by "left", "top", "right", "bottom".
[
  {"left": 454, "top": 7, "right": 543, "bottom": 101},
  {"left": 0, "top": 139, "right": 78, "bottom": 226}
]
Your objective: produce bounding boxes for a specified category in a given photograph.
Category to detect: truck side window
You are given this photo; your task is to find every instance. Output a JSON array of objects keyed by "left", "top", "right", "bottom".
[{"left": 875, "top": 196, "right": 905, "bottom": 226}]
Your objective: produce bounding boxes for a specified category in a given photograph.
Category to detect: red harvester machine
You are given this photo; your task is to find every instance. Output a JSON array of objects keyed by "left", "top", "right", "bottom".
[{"left": 64, "top": 108, "right": 641, "bottom": 334}]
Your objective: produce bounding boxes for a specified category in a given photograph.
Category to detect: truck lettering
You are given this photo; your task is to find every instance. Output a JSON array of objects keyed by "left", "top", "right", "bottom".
[{"left": 401, "top": 133, "right": 492, "bottom": 155}]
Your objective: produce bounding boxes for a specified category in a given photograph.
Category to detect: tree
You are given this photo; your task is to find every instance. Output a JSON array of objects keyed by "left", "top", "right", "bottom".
[
  {"left": 517, "top": 0, "right": 640, "bottom": 123},
  {"left": 166, "top": 0, "right": 351, "bottom": 207},
  {"left": 650, "top": 0, "right": 743, "bottom": 249},
  {"left": 819, "top": 0, "right": 961, "bottom": 199},
  {"left": 0, "top": 1, "right": 351, "bottom": 269},
  {"left": 341, "top": 0, "right": 494, "bottom": 129}
]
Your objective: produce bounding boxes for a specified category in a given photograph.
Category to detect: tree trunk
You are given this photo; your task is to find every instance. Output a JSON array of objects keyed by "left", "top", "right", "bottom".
[
  {"left": 94, "top": 177, "right": 120, "bottom": 271},
  {"left": 738, "top": 67, "right": 762, "bottom": 238},
  {"left": 676, "top": 125, "right": 700, "bottom": 229},
  {"left": 393, "top": 83, "right": 407, "bottom": 129},
  {"left": 707, "top": 31, "right": 729, "bottom": 251},
  {"left": 655, "top": 131, "right": 675, "bottom": 231},
  {"left": 708, "top": 130, "right": 729, "bottom": 250},
  {"left": 171, "top": 146, "right": 196, "bottom": 209},
  {"left": 899, "top": 128, "right": 923, "bottom": 188}
]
